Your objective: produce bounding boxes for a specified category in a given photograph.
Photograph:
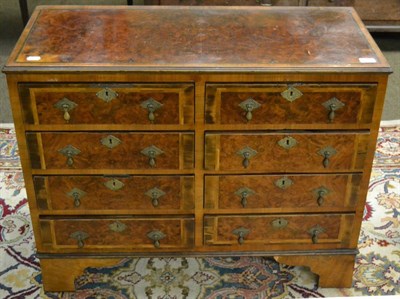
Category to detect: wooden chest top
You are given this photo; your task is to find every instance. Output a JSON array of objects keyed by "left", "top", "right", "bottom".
[{"left": 4, "top": 6, "right": 390, "bottom": 73}]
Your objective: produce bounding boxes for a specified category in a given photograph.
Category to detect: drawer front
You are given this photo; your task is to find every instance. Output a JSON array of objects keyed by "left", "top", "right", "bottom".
[
  {"left": 40, "top": 217, "right": 194, "bottom": 251},
  {"left": 205, "top": 174, "right": 362, "bottom": 210},
  {"left": 27, "top": 132, "right": 194, "bottom": 170},
  {"left": 205, "top": 132, "right": 369, "bottom": 172},
  {"left": 157, "top": 0, "right": 298, "bottom": 5},
  {"left": 21, "top": 83, "right": 194, "bottom": 125},
  {"left": 204, "top": 214, "right": 354, "bottom": 247},
  {"left": 34, "top": 176, "right": 194, "bottom": 211},
  {"left": 205, "top": 84, "right": 376, "bottom": 125}
]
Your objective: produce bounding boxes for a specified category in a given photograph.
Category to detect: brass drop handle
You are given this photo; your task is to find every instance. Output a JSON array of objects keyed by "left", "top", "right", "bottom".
[
  {"left": 70, "top": 231, "right": 89, "bottom": 248},
  {"left": 141, "top": 145, "right": 164, "bottom": 168},
  {"left": 323, "top": 151, "right": 331, "bottom": 168},
  {"left": 240, "top": 191, "right": 248, "bottom": 207},
  {"left": 151, "top": 191, "right": 159, "bottom": 207},
  {"left": 232, "top": 227, "right": 250, "bottom": 245},
  {"left": 322, "top": 97, "right": 345, "bottom": 123},
  {"left": 242, "top": 151, "right": 251, "bottom": 168},
  {"left": 147, "top": 230, "right": 166, "bottom": 249},
  {"left": 67, "top": 188, "right": 86, "bottom": 208},
  {"left": 317, "top": 190, "right": 326, "bottom": 206},
  {"left": 245, "top": 103, "right": 254, "bottom": 122},
  {"left": 72, "top": 191, "right": 81, "bottom": 207},
  {"left": 311, "top": 230, "right": 319, "bottom": 244},
  {"left": 54, "top": 98, "right": 77, "bottom": 123},
  {"left": 66, "top": 150, "right": 74, "bottom": 167},
  {"left": 77, "top": 236, "right": 85, "bottom": 248},
  {"left": 148, "top": 150, "right": 156, "bottom": 167},
  {"left": 328, "top": 104, "right": 337, "bottom": 123},
  {"left": 237, "top": 146, "right": 257, "bottom": 169},
  {"left": 62, "top": 104, "right": 71, "bottom": 122},
  {"left": 235, "top": 187, "right": 255, "bottom": 208},
  {"left": 308, "top": 225, "right": 324, "bottom": 244},
  {"left": 147, "top": 103, "right": 156, "bottom": 123},
  {"left": 238, "top": 232, "right": 245, "bottom": 244},
  {"left": 59, "top": 145, "right": 81, "bottom": 167},
  {"left": 318, "top": 146, "right": 337, "bottom": 169},
  {"left": 239, "top": 98, "right": 261, "bottom": 122}
]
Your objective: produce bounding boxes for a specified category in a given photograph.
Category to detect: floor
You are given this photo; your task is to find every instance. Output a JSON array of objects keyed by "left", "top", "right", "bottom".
[{"left": 0, "top": 1, "right": 399, "bottom": 123}]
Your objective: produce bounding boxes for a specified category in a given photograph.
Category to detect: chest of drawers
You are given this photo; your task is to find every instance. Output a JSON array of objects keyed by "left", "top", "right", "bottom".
[{"left": 3, "top": 6, "right": 390, "bottom": 292}]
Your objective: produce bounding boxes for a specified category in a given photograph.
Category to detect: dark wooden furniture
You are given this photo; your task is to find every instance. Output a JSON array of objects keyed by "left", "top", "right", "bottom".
[{"left": 3, "top": 6, "right": 391, "bottom": 291}]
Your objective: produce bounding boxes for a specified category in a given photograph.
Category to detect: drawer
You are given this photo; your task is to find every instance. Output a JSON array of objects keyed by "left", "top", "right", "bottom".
[
  {"left": 205, "top": 174, "right": 362, "bottom": 210},
  {"left": 20, "top": 83, "right": 194, "bottom": 125},
  {"left": 156, "top": 0, "right": 298, "bottom": 5},
  {"left": 205, "top": 84, "right": 377, "bottom": 125},
  {"left": 27, "top": 132, "right": 194, "bottom": 170},
  {"left": 34, "top": 175, "right": 194, "bottom": 211},
  {"left": 205, "top": 132, "right": 369, "bottom": 172},
  {"left": 204, "top": 214, "right": 354, "bottom": 248},
  {"left": 40, "top": 217, "right": 194, "bottom": 252}
]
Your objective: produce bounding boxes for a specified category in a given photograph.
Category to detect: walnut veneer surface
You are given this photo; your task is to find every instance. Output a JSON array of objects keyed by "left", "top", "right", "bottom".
[{"left": 3, "top": 6, "right": 391, "bottom": 292}]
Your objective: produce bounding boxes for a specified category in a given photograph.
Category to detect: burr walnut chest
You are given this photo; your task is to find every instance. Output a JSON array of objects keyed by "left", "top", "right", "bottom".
[{"left": 3, "top": 5, "right": 391, "bottom": 291}]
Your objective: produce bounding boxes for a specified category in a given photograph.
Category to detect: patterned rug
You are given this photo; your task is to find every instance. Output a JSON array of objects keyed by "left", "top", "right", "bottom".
[{"left": 0, "top": 123, "right": 399, "bottom": 299}]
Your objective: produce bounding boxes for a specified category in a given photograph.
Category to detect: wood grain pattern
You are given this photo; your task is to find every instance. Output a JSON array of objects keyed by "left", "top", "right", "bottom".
[
  {"left": 27, "top": 132, "right": 194, "bottom": 170},
  {"left": 41, "top": 217, "right": 194, "bottom": 252},
  {"left": 34, "top": 175, "right": 194, "bottom": 211},
  {"left": 21, "top": 83, "right": 194, "bottom": 125},
  {"left": 204, "top": 174, "right": 362, "bottom": 210},
  {"left": 205, "top": 132, "right": 369, "bottom": 172},
  {"left": 5, "top": 6, "right": 389, "bottom": 72},
  {"left": 205, "top": 83, "right": 377, "bottom": 125},
  {"left": 204, "top": 214, "right": 354, "bottom": 247}
]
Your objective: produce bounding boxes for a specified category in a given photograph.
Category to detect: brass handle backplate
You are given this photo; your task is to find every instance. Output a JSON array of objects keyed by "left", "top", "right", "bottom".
[
  {"left": 236, "top": 146, "right": 258, "bottom": 169},
  {"left": 141, "top": 145, "right": 164, "bottom": 168},
  {"left": 54, "top": 97, "right": 77, "bottom": 122},
  {"left": 313, "top": 186, "right": 330, "bottom": 206},
  {"left": 67, "top": 188, "right": 86, "bottom": 207},
  {"left": 147, "top": 230, "right": 166, "bottom": 248},
  {"left": 238, "top": 98, "right": 261, "bottom": 122},
  {"left": 322, "top": 97, "right": 345, "bottom": 123},
  {"left": 70, "top": 231, "right": 89, "bottom": 248},
  {"left": 232, "top": 227, "right": 250, "bottom": 245},
  {"left": 140, "top": 97, "right": 163, "bottom": 123},
  {"left": 58, "top": 145, "right": 81, "bottom": 167},
  {"left": 318, "top": 146, "right": 337, "bottom": 168},
  {"left": 308, "top": 225, "right": 325, "bottom": 244},
  {"left": 145, "top": 187, "right": 166, "bottom": 207}
]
